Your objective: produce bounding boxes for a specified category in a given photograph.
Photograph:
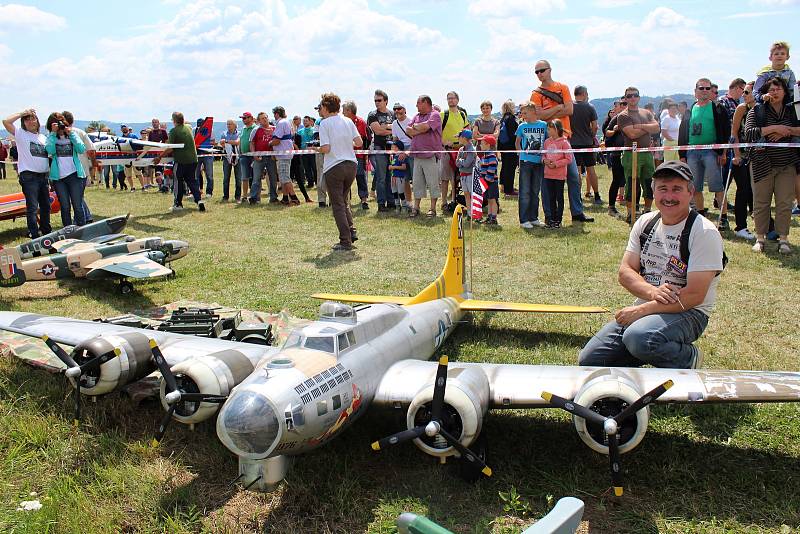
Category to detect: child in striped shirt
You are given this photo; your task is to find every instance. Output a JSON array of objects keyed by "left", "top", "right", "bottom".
[{"left": 479, "top": 135, "right": 499, "bottom": 224}]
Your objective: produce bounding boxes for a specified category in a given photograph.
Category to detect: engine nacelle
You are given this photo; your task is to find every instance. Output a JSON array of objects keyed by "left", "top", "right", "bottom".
[
  {"left": 572, "top": 369, "right": 649, "bottom": 455},
  {"left": 70, "top": 332, "right": 155, "bottom": 396},
  {"left": 159, "top": 348, "right": 255, "bottom": 425},
  {"left": 406, "top": 366, "right": 489, "bottom": 458}
]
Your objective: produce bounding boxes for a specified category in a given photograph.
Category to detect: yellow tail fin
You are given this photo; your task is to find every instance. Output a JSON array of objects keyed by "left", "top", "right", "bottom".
[{"left": 406, "top": 205, "right": 466, "bottom": 304}]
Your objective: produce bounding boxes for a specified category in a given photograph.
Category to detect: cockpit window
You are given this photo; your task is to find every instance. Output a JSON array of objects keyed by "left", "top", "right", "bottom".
[
  {"left": 337, "top": 333, "right": 349, "bottom": 351},
  {"left": 304, "top": 336, "right": 335, "bottom": 353},
  {"left": 283, "top": 332, "right": 303, "bottom": 349}
]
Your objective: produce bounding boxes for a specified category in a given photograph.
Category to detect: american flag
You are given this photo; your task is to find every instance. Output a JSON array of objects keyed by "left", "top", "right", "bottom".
[{"left": 471, "top": 166, "right": 487, "bottom": 220}]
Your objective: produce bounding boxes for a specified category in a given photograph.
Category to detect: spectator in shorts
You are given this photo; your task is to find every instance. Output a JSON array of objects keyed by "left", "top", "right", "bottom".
[
  {"left": 406, "top": 95, "right": 443, "bottom": 218},
  {"left": 617, "top": 86, "right": 660, "bottom": 220},
  {"left": 479, "top": 135, "right": 500, "bottom": 225},
  {"left": 271, "top": 106, "right": 300, "bottom": 205},
  {"left": 571, "top": 85, "right": 601, "bottom": 205},
  {"left": 661, "top": 102, "right": 680, "bottom": 162}
]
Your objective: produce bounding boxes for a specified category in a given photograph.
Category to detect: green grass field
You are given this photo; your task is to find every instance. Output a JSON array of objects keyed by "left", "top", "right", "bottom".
[{"left": 0, "top": 162, "right": 799, "bottom": 533}]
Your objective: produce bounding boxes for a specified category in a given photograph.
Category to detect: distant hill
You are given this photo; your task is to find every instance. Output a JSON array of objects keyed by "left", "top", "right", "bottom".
[{"left": 590, "top": 94, "right": 695, "bottom": 122}]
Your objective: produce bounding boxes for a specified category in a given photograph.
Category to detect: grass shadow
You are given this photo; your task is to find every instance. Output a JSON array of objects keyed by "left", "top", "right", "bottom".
[{"left": 302, "top": 250, "right": 361, "bottom": 269}]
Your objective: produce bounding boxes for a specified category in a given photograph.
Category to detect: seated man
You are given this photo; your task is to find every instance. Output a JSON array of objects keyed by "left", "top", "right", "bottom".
[{"left": 579, "top": 161, "right": 724, "bottom": 369}]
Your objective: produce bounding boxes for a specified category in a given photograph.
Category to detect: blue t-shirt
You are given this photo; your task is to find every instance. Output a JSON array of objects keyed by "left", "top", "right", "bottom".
[
  {"left": 297, "top": 127, "right": 315, "bottom": 149},
  {"left": 515, "top": 121, "right": 547, "bottom": 164},
  {"left": 391, "top": 154, "right": 406, "bottom": 179}
]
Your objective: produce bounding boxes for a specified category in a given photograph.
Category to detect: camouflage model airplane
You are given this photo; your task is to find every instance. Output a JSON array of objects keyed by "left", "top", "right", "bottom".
[
  {"left": 1, "top": 206, "right": 800, "bottom": 497},
  {"left": 0, "top": 231, "right": 188, "bottom": 294},
  {"left": 15, "top": 214, "right": 129, "bottom": 259}
]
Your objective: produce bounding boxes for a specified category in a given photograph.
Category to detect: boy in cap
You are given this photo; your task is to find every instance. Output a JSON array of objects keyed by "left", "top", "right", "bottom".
[
  {"left": 455, "top": 129, "right": 477, "bottom": 217},
  {"left": 479, "top": 134, "right": 499, "bottom": 225},
  {"left": 388, "top": 140, "right": 408, "bottom": 213}
]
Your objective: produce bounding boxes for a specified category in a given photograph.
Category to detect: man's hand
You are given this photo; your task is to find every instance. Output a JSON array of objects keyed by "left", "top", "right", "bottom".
[
  {"left": 50, "top": 122, "right": 59, "bottom": 133},
  {"left": 650, "top": 282, "right": 681, "bottom": 304},
  {"left": 717, "top": 154, "right": 726, "bottom": 166},
  {"left": 615, "top": 305, "right": 646, "bottom": 326}
]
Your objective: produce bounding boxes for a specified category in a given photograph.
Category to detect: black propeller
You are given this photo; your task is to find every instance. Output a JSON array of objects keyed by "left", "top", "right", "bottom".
[
  {"left": 148, "top": 339, "right": 227, "bottom": 446},
  {"left": 371, "top": 356, "right": 492, "bottom": 478},
  {"left": 42, "top": 334, "right": 120, "bottom": 426},
  {"left": 541, "top": 379, "right": 674, "bottom": 496}
]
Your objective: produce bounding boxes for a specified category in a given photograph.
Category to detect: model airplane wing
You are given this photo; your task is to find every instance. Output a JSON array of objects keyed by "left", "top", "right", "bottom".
[
  {"left": 311, "top": 293, "right": 412, "bottom": 305},
  {"left": 456, "top": 299, "right": 606, "bottom": 314},
  {"left": 85, "top": 253, "right": 172, "bottom": 279},
  {"left": 373, "top": 360, "right": 800, "bottom": 408}
]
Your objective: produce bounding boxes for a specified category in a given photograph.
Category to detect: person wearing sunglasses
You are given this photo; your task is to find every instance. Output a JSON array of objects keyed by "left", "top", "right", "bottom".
[
  {"left": 678, "top": 77, "right": 731, "bottom": 219},
  {"left": 530, "top": 59, "right": 594, "bottom": 222},
  {"left": 368, "top": 89, "right": 396, "bottom": 212},
  {"left": 616, "top": 87, "right": 660, "bottom": 220},
  {"left": 729, "top": 81, "right": 756, "bottom": 241}
]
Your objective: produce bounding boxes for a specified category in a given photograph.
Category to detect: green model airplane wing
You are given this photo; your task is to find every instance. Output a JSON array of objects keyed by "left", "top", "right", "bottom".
[{"left": 85, "top": 253, "right": 172, "bottom": 280}]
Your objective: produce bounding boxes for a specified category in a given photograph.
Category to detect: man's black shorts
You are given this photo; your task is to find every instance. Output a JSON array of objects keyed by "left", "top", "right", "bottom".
[{"left": 571, "top": 145, "right": 596, "bottom": 167}]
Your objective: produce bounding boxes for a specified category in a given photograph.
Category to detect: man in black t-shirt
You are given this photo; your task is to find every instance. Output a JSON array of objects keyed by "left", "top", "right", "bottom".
[
  {"left": 571, "top": 85, "right": 601, "bottom": 204},
  {"left": 367, "top": 89, "right": 396, "bottom": 211}
]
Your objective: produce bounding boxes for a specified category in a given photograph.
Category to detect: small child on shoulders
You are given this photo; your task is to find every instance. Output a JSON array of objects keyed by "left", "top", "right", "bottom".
[
  {"left": 388, "top": 141, "right": 408, "bottom": 213},
  {"left": 542, "top": 120, "right": 572, "bottom": 229},
  {"left": 455, "top": 129, "right": 477, "bottom": 217},
  {"left": 754, "top": 41, "right": 796, "bottom": 104},
  {"left": 478, "top": 135, "right": 499, "bottom": 225}
]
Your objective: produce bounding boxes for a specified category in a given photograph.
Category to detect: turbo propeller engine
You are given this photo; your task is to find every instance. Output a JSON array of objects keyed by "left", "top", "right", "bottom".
[
  {"left": 372, "top": 356, "right": 492, "bottom": 478},
  {"left": 542, "top": 369, "right": 673, "bottom": 496}
]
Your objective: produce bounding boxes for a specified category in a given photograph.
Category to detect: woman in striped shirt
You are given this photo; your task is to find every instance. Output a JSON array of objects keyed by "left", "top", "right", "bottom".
[{"left": 744, "top": 77, "right": 800, "bottom": 254}]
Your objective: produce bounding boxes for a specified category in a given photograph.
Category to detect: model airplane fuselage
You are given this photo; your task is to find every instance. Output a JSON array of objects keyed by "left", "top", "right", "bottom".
[{"left": 0, "top": 190, "right": 60, "bottom": 223}]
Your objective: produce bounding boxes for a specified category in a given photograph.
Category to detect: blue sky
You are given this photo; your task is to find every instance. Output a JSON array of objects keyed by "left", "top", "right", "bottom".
[{"left": 1, "top": 0, "right": 798, "bottom": 124}]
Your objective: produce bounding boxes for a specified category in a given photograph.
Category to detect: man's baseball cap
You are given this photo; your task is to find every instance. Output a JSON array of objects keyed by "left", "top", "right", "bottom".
[
  {"left": 240, "top": 112, "right": 253, "bottom": 119},
  {"left": 481, "top": 134, "right": 497, "bottom": 146},
  {"left": 392, "top": 102, "right": 406, "bottom": 110},
  {"left": 653, "top": 160, "right": 694, "bottom": 182},
  {"left": 457, "top": 129, "right": 473, "bottom": 140}
]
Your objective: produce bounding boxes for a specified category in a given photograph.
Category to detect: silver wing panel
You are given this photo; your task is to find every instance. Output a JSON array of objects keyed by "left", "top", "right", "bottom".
[
  {"left": 373, "top": 360, "right": 800, "bottom": 409},
  {"left": 0, "top": 311, "right": 278, "bottom": 367}
]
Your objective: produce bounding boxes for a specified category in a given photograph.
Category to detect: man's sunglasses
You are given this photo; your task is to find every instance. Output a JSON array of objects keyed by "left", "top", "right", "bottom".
[
  {"left": 696, "top": 86, "right": 712, "bottom": 91},
  {"left": 743, "top": 90, "right": 751, "bottom": 95},
  {"left": 534, "top": 68, "right": 549, "bottom": 74},
  {"left": 625, "top": 93, "right": 639, "bottom": 98}
]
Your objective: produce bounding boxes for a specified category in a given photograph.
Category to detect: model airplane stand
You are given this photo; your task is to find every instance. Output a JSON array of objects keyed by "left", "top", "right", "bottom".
[{"left": 396, "top": 497, "right": 584, "bottom": 534}]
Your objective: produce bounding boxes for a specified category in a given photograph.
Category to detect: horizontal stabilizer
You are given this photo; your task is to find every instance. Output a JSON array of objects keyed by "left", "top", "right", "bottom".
[
  {"left": 311, "top": 293, "right": 412, "bottom": 305},
  {"left": 86, "top": 254, "right": 172, "bottom": 279},
  {"left": 457, "top": 299, "right": 607, "bottom": 314}
]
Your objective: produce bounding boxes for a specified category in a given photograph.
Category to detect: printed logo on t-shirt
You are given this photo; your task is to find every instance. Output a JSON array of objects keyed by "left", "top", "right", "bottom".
[
  {"left": 691, "top": 122, "right": 703, "bottom": 136},
  {"left": 55, "top": 142, "right": 73, "bottom": 157},
  {"left": 641, "top": 232, "right": 687, "bottom": 288},
  {"left": 667, "top": 255, "right": 687, "bottom": 275},
  {"left": 29, "top": 142, "right": 47, "bottom": 158}
]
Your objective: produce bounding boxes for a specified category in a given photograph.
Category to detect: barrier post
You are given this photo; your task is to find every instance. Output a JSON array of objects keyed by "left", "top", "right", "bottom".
[{"left": 630, "top": 142, "right": 638, "bottom": 227}]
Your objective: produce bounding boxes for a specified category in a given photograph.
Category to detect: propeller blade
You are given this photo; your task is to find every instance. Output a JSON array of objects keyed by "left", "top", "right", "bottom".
[
  {"left": 430, "top": 355, "right": 449, "bottom": 422},
  {"left": 42, "top": 334, "right": 78, "bottom": 369},
  {"left": 78, "top": 348, "right": 121, "bottom": 374},
  {"left": 371, "top": 426, "right": 426, "bottom": 451},
  {"left": 608, "top": 432, "right": 623, "bottom": 497},
  {"left": 151, "top": 403, "right": 177, "bottom": 447},
  {"left": 614, "top": 380, "right": 674, "bottom": 424},
  {"left": 438, "top": 427, "right": 492, "bottom": 477},
  {"left": 148, "top": 339, "right": 179, "bottom": 394},
  {"left": 178, "top": 393, "right": 227, "bottom": 403},
  {"left": 541, "top": 391, "right": 608, "bottom": 427}
]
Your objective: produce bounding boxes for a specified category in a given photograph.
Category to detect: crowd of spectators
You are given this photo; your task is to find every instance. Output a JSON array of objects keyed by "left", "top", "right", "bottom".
[{"left": 2, "top": 41, "right": 799, "bottom": 252}]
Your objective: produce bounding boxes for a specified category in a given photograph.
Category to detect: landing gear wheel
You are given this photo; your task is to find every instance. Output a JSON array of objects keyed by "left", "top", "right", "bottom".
[
  {"left": 118, "top": 280, "right": 134, "bottom": 295},
  {"left": 458, "top": 433, "right": 488, "bottom": 483}
]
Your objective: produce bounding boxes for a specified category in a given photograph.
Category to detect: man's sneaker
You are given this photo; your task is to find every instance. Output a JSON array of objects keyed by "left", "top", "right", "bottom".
[
  {"left": 377, "top": 205, "right": 389, "bottom": 212},
  {"left": 735, "top": 228, "right": 756, "bottom": 240},
  {"left": 718, "top": 216, "right": 730, "bottom": 231},
  {"left": 249, "top": 198, "right": 259, "bottom": 205},
  {"left": 593, "top": 197, "right": 603, "bottom": 205},
  {"left": 573, "top": 214, "right": 594, "bottom": 222},
  {"left": 792, "top": 205, "right": 800, "bottom": 216},
  {"left": 608, "top": 207, "right": 621, "bottom": 218},
  {"left": 531, "top": 219, "right": 546, "bottom": 227},
  {"left": 752, "top": 240, "right": 765, "bottom": 253},
  {"left": 351, "top": 231, "right": 358, "bottom": 243},
  {"left": 689, "top": 347, "right": 703, "bottom": 369},
  {"left": 204, "top": 193, "right": 212, "bottom": 199},
  {"left": 520, "top": 221, "right": 534, "bottom": 229},
  {"left": 319, "top": 202, "right": 327, "bottom": 208},
  {"left": 767, "top": 230, "right": 779, "bottom": 241},
  {"left": 198, "top": 200, "right": 206, "bottom": 212},
  {"left": 779, "top": 241, "right": 792, "bottom": 254},
  {"left": 169, "top": 205, "right": 184, "bottom": 213},
  {"left": 361, "top": 202, "right": 369, "bottom": 210}
]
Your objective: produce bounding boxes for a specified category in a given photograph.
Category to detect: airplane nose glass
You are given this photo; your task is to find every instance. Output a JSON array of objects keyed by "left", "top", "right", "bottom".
[{"left": 220, "top": 391, "right": 279, "bottom": 456}]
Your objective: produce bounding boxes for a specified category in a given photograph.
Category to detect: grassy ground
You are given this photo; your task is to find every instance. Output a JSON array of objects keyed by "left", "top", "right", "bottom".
[{"left": 0, "top": 162, "right": 798, "bottom": 533}]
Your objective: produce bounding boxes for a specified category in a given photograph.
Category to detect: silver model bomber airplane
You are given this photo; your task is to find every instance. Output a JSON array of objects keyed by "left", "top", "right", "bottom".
[{"left": 1, "top": 206, "right": 799, "bottom": 496}]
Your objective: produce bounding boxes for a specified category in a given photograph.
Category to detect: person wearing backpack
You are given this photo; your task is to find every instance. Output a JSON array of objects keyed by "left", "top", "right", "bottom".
[
  {"left": 579, "top": 161, "right": 724, "bottom": 369},
  {"left": 497, "top": 100, "right": 519, "bottom": 197},
  {"left": 440, "top": 91, "right": 470, "bottom": 212}
]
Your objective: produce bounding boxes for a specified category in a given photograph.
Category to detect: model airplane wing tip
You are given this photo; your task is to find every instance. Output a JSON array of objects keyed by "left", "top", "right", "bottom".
[
  {"left": 613, "top": 487, "right": 624, "bottom": 497},
  {"left": 482, "top": 466, "right": 492, "bottom": 477},
  {"left": 457, "top": 299, "right": 608, "bottom": 314},
  {"left": 371, "top": 441, "right": 381, "bottom": 451}
]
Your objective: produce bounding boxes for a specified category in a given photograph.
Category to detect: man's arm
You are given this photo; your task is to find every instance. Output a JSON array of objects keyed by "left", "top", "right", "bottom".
[
  {"left": 369, "top": 120, "right": 393, "bottom": 137},
  {"left": 534, "top": 105, "right": 564, "bottom": 121}
]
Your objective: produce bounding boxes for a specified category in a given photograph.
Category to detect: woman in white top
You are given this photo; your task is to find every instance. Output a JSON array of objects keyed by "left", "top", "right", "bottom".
[
  {"left": 1, "top": 109, "right": 52, "bottom": 237},
  {"left": 660, "top": 103, "right": 681, "bottom": 162},
  {"left": 45, "top": 111, "right": 87, "bottom": 227}
]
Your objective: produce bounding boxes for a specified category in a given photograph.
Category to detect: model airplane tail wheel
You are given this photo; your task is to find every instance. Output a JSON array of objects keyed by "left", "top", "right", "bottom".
[
  {"left": 118, "top": 280, "right": 134, "bottom": 295},
  {"left": 541, "top": 379, "right": 673, "bottom": 497},
  {"left": 371, "top": 356, "right": 492, "bottom": 478}
]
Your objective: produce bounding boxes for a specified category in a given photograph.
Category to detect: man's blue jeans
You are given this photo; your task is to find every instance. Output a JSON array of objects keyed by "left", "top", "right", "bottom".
[
  {"left": 19, "top": 170, "right": 51, "bottom": 238},
  {"left": 222, "top": 158, "right": 241, "bottom": 200},
  {"left": 251, "top": 157, "right": 278, "bottom": 202},
  {"left": 542, "top": 157, "right": 584, "bottom": 219},
  {"left": 195, "top": 156, "right": 214, "bottom": 195},
  {"left": 52, "top": 173, "right": 86, "bottom": 227},
  {"left": 373, "top": 153, "right": 394, "bottom": 207},
  {"left": 239, "top": 155, "right": 253, "bottom": 195},
  {"left": 578, "top": 309, "right": 708, "bottom": 368},
  {"left": 518, "top": 161, "right": 543, "bottom": 223}
]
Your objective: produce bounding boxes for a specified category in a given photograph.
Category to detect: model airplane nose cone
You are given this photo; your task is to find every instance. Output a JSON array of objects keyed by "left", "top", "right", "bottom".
[
  {"left": 65, "top": 367, "right": 82, "bottom": 379},
  {"left": 217, "top": 391, "right": 280, "bottom": 457},
  {"left": 603, "top": 418, "right": 618, "bottom": 436},
  {"left": 164, "top": 240, "right": 189, "bottom": 260},
  {"left": 165, "top": 390, "right": 182, "bottom": 404}
]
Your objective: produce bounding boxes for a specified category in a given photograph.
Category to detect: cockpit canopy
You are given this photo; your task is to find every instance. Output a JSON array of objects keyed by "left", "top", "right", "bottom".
[
  {"left": 319, "top": 301, "right": 357, "bottom": 324},
  {"left": 282, "top": 327, "right": 357, "bottom": 356}
]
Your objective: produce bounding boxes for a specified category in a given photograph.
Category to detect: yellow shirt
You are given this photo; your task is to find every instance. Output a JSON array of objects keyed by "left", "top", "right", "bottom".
[{"left": 440, "top": 108, "right": 470, "bottom": 147}]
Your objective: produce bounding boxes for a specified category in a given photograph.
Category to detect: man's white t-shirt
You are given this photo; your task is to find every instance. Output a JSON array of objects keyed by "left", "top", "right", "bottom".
[
  {"left": 626, "top": 211, "right": 724, "bottom": 316},
  {"left": 391, "top": 116, "right": 412, "bottom": 150},
  {"left": 319, "top": 114, "right": 358, "bottom": 174},
  {"left": 13, "top": 128, "right": 49, "bottom": 173},
  {"left": 71, "top": 127, "right": 95, "bottom": 177},
  {"left": 660, "top": 115, "right": 680, "bottom": 142}
]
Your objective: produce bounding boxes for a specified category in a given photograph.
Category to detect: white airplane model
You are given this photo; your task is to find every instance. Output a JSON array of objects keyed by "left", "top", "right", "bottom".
[
  {"left": 1, "top": 206, "right": 800, "bottom": 497},
  {"left": 89, "top": 134, "right": 184, "bottom": 167}
]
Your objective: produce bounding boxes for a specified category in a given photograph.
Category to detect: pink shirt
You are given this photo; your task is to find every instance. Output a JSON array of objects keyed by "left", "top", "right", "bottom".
[
  {"left": 543, "top": 137, "right": 572, "bottom": 180},
  {"left": 408, "top": 111, "right": 442, "bottom": 158}
]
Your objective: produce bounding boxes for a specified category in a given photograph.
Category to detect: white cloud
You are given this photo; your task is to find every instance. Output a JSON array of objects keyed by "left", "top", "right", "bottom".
[
  {"left": 467, "top": 0, "right": 566, "bottom": 18},
  {"left": 0, "top": 3, "right": 66, "bottom": 31},
  {"left": 642, "top": 6, "right": 696, "bottom": 30}
]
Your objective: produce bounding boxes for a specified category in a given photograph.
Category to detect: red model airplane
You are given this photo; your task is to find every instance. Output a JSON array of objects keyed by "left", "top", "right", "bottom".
[{"left": 0, "top": 190, "right": 61, "bottom": 223}]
